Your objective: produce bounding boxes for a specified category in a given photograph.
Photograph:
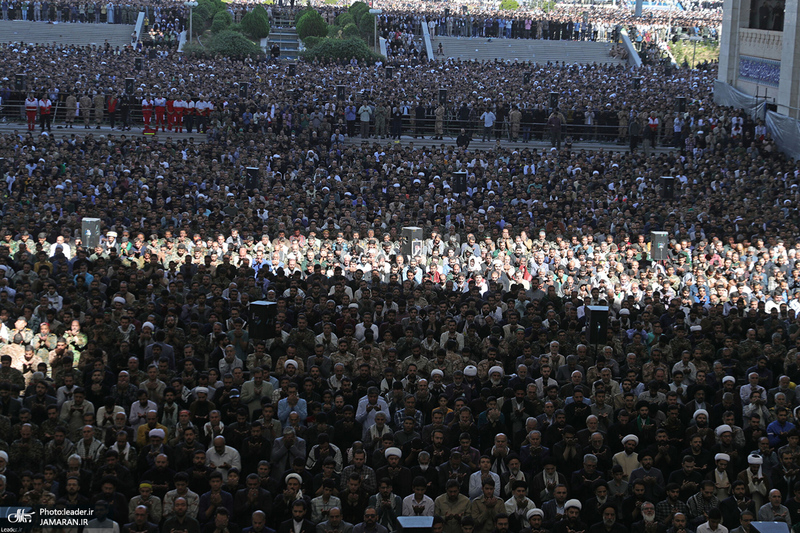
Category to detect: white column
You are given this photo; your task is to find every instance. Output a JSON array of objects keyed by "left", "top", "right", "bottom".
[
  {"left": 718, "top": 0, "right": 751, "bottom": 85},
  {"left": 778, "top": 0, "right": 800, "bottom": 118}
]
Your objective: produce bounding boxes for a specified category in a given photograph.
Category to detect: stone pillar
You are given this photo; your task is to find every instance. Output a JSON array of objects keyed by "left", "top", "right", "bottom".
[
  {"left": 778, "top": 0, "right": 800, "bottom": 118},
  {"left": 719, "top": 0, "right": 751, "bottom": 85}
]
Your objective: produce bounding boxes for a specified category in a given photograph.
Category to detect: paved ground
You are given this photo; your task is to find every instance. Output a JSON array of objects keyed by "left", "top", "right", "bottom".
[{"left": 0, "top": 120, "right": 676, "bottom": 154}]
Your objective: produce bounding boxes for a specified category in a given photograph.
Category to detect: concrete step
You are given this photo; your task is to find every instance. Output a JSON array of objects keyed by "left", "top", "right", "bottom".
[
  {"left": 0, "top": 19, "right": 135, "bottom": 48},
  {"left": 434, "top": 36, "right": 626, "bottom": 65}
]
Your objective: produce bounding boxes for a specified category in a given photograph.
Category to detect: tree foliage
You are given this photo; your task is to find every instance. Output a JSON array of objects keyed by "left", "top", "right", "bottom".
[
  {"left": 499, "top": 0, "right": 520, "bottom": 9},
  {"left": 240, "top": 5, "right": 271, "bottom": 39},
  {"left": 297, "top": 9, "right": 328, "bottom": 40},
  {"left": 348, "top": 1, "right": 369, "bottom": 24},
  {"left": 358, "top": 12, "right": 374, "bottom": 42},
  {"left": 183, "top": 29, "right": 265, "bottom": 59},
  {"left": 300, "top": 36, "right": 382, "bottom": 63},
  {"left": 210, "top": 10, "right": 232, "bottom": 33}
]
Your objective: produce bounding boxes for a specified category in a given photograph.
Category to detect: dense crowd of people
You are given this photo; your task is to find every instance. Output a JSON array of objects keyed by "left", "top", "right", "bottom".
[{"left": 2, "top": 3, "right": 799, "bottom": 533}]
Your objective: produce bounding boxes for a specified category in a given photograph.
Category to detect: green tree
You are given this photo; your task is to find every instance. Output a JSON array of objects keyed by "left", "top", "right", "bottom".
[
  {"left": 297, "top": 9, "right": 328, "bottom": 40},
  {"left": 184, "top": 29, "right": 265, "bottom": 59},
  {"left": 358, "top": 12, "right": 375, "bottom": 45},
  {"left": 499, "top": 0, "right": 520, "bottom": 9},
  {"left": 348, "top": 1, "right": 369, "bottom": 23},
  {"left": 300, "top": 36, "right": 382, "bottom": 62},
  {"left": 335, "top": 11, "right": 354, "bottom": 27},
  {"left": 240, "top": 5, "right": 270, "bottom": 39},
  {"left": 342, "top": 22, "right": 360, "bottom": 38},
  {"left": 210, "top": 10, "right": 232, "bottom": 33}
]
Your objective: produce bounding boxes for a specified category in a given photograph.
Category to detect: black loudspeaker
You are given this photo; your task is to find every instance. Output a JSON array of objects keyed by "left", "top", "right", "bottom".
[
  {"left": 650, "top": 231, "right": 669, "bottom": 261},
  {"left": 15, "top": 74, "right": 25, "bottom": 92},
  {"left": 438, "top": 89, "right": 447, "bottom": 105},
  {"left": 661, "top": 176, "right": 675, "bottom": 199},
  {"left": 676, "top": 96, "right": 686, "bottom": 113},
  {"left": 336, "top": 85, "right": 345, "bottom": 100},
  {"left": 386, "top": 67, "right": 394, "bottom": 79},
  {"left": 452, "top": 171, "right": 467, "bottom": 194},
  {"left": 549, "top": 91, "right": 559, "bottom": 108},
  {"left": 250, "top": 301, "right": 278, "bottom": 340},
  {"left": 288, "top": 63, "right": 296, "bottom": 76},
  {"left": 81, "top": 218, "right": 102, "bottom": 249},
  {"left": 149, "top": 49, "right": 156, "bottom": 59},
  {"left": 523, "top": 72, "right": 531, "bottom": 85},
  {"left": 588, "top": 306, "right": 609, "bottom": 345},
  {"left": 125, "top": 78, "right": 135, "bottom": 95},
  {"left": 245, "top": 167, "right": 260, "bottom": 190},
  {"left": 135, "top": 57, "right": 143, "bottom": 71},
  {"left": 402, "top": 227, "right": 423, "bottom": 258},
  {"left": 632, "top": 77, "right": 641, "bottom": 89},
  {"left": 239, "top": 83, "right": 249, "bottom": 99}
]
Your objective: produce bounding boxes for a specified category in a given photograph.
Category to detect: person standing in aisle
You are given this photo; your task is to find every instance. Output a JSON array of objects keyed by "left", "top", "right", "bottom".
[{"left": 25, "top": 93, "right": 39, "bottom": 132}]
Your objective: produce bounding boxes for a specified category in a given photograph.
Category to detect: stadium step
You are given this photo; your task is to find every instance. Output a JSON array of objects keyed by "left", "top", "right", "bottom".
[
  {"left": 434, "top": 36, "right": 627, "bottom": 65},
  {"left": 0, "top": 19, "right": 135, "bottom": 48},
  {"left": 269, "top": 24, "right": 300, "bottom": 60}
]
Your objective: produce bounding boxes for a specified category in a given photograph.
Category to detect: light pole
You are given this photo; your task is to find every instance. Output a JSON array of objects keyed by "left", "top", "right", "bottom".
[
  {"left": 689, "top": 35, "right": 701, "bottom": 69},
  {"left": 185, "top": 1, "right": 198, "bottom": 44},
  {"left": 369, "top": 8, "right": 382, "bottom": 53}
]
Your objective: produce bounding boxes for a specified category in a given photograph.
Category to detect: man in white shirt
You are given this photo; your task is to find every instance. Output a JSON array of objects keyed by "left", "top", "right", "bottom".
[
  {"left": 356, "top": 387, "right": 389, "bottom": 429},
  {"left": 468, "top": 456, "right": 501, "bottom": 499},
  {"left": 696, "top": 508, "right": 728, "bottom": 533},
  {"left": 402, "top": 476, "right": 434, "bottom": 517},
  {"left": 205, "top": 435, "right": 241, "bottom": 482}
]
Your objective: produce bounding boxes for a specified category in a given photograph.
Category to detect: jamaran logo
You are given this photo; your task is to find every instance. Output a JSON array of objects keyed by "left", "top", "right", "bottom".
[
  {"left": 6, "top": 509, "right": 34, "bottom": 524},
  {"left": 0, "top": 507, "right": 36, "bottom": 531}
]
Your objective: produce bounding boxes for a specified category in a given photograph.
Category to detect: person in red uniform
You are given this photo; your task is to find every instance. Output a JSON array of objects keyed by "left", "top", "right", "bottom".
[
  {"left": 173, "top": 96, "right": 186, "bottom": 133},
  {"left": 141, "top": 95, "right": 153, "bottom": 129},
  {"left": 165, "top": 94, "right": 175, "bottom": 131},
  {"left": 38, "top": 94, "right": 52, "bottom": 132},
  {"left": 25, "top": 93, "right": 39, "bottom": 132},
  {"left": 154, "top": 94, "right": 167, "bottom": 131}
]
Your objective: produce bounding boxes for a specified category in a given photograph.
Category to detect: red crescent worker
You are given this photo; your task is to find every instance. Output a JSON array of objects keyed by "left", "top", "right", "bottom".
[
  {"left": 25, "top": 93, "right": 39, "bottom": 132},
  {"left": 141, "top": 95, "right": 153, "bottom": 129},
  {"left": 173, "top": 96, "right": 186, "bottom": 133},
  {"left": 154, "top": 93, "right": 167, "bottom": 131}
]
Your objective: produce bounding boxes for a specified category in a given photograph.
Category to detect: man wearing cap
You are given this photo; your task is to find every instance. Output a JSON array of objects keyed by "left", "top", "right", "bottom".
[
  {"left": 588, "top": 504, "right": 627, "bottom": 533},
  {"left": 613, "top": 435, "right": 640, "bottom": 480},
  {"left": 708, "top": 453, "right": 734, "bottom": 500},
  {"left": 504, "top": 480, "right": 536, "bottom": 530},
  {"left": 128, "top": 482, "right": 163, "bottom": 523},
  {"left": 375, "top": 447, "right": 412, "bottom": 497},
  {"left": 737, "top": 454, "right": 769, "bottom": 510},
  {"left": 551, "top": 500, "right": 586, "bottom": 533},
  {"left": 137, "top": 411, "right": 169, "bottom": 448}
]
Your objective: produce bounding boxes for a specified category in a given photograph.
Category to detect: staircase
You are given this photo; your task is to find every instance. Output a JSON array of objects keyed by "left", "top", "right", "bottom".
[
  {"left": 0, "top": 20, "right": 135, "bottom": 47},
  {"left": 269, "top": 13, "right": 300, "bottom": 60},
  {"left": 434, "top": 36, "right": 626, "bottom": 65}
]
